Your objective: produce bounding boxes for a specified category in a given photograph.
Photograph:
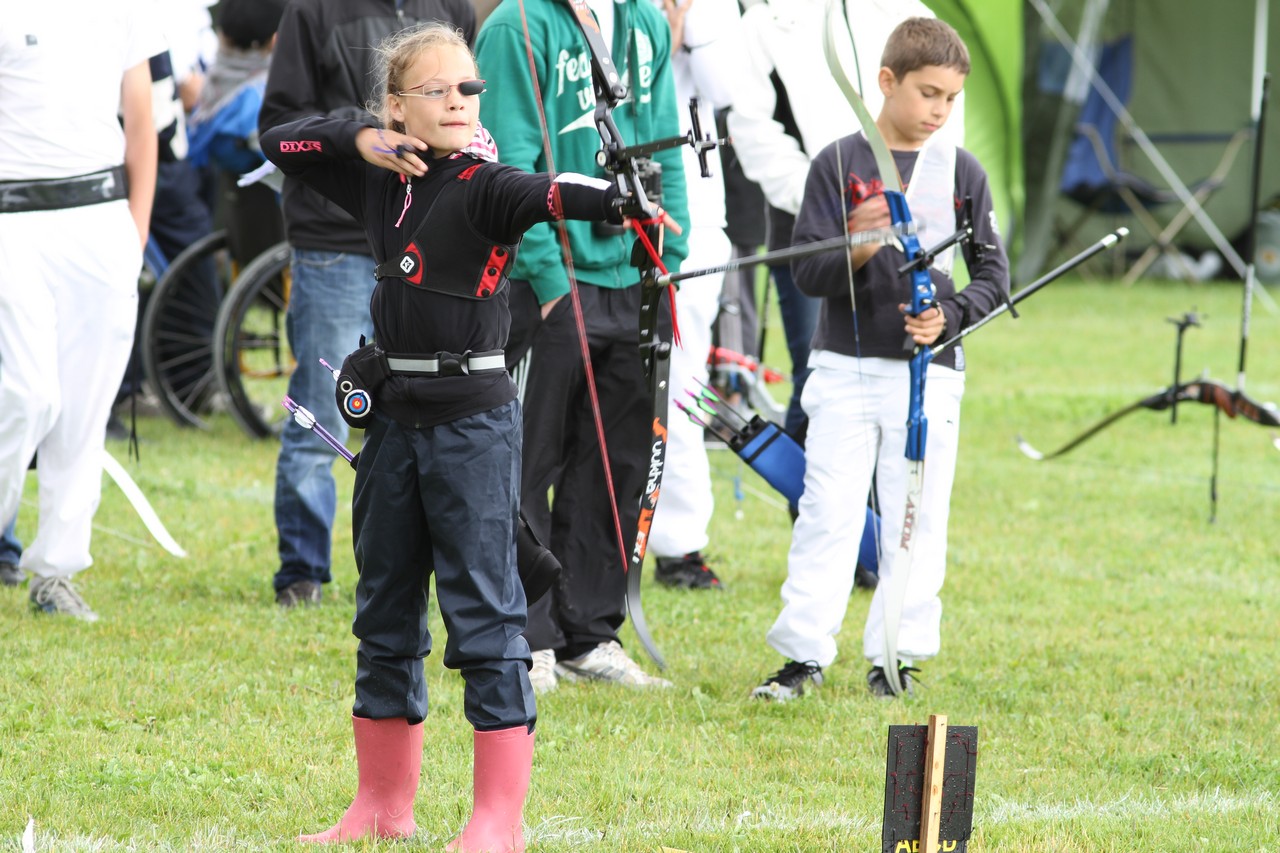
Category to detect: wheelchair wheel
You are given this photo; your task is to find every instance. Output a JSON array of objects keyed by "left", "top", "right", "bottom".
[
  {"left": 141, "top": 230, "right": 231, "bottom": 429},
  {"left": 213, "top": 241, "right": 293, "bottom": 439}
]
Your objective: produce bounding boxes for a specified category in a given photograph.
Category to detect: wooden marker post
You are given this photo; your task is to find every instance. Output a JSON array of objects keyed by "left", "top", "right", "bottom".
[
  {"left": 882, "top": 719, "right": 977, "bottom": 852},
  {"left": 919, "top": 714, "right": 948, "bottom": 851}
]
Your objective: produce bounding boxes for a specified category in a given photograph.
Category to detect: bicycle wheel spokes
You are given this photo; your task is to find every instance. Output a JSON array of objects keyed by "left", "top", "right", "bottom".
[
  {"left": 214, "top": 243, "right": 294, "bottom": 439},
  {"left": 142, "top": 231, "right": 232, "bottom": 429}
]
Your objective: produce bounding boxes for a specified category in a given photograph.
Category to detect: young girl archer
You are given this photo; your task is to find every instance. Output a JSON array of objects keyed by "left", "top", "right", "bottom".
[{"left": 260, "top": 23, "right": 663, "bottom": 850}]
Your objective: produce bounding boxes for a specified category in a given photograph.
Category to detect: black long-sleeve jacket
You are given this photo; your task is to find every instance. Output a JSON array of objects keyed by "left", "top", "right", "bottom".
[
  {"left": 261, "top": 115, "right": 623, "bottom": 427},
  {"left": 259, "top": 0, "right": 476, "bottom": 254}
]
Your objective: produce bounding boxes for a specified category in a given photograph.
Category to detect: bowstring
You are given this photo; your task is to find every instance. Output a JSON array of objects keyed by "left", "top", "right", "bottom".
[{"left": 830, "top": 0, "right": 886, "bottom": 588}]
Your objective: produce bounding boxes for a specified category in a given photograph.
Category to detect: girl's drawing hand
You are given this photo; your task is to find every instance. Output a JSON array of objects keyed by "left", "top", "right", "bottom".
[{"left": 357, "top": 128, "right": 430, "bottom": 177}]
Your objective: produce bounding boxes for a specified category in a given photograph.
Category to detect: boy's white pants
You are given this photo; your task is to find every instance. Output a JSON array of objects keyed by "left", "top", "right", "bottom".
[
  {"left": 648, "top": 225, "right": 730, "bottom": 558},
  {"left": 766, "top": 352, "right": 964, "bottom": 668},
  {"left": 0, "top": 200, "right": 141, "bottom": 579}
]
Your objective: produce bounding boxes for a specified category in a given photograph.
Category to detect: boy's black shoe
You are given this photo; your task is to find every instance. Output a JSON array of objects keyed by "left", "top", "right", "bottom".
[
  {"left": 275, "top": 580, "right": 322, "bottom": 609},
  {"left": 654, "top": 551, "right": 724, "bottom": 590},
  {"left": 0, "top": 561, "right": 24, "bottom": 586},
  {"left": 751, "top": 660, "right": 823, "bottom": 702},
  {"left": 867, "top": 665, "right": 919, "bottom": 699},
  {"left": 105, "top": 413, "right": 130, "bottom": 442},
  {"left": 854, "top": 562, "right": 878, "bottom": 590}
]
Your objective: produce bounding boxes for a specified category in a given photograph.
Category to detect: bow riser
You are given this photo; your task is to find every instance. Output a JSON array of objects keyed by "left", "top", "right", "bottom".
[
  {"left": 549, "top": 0, "right": 687, "bottom": 669},
  {"left": 906, "top": 351, "right": 931, "bottom": 462}
]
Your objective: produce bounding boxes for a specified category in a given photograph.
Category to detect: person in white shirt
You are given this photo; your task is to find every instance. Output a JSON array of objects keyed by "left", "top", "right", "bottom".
[
  {"left": 0, "top": 2, "right": 160, "bottom": 621},
  {"left": 646, "top": 0, "right": 746, "bottom": 592}
]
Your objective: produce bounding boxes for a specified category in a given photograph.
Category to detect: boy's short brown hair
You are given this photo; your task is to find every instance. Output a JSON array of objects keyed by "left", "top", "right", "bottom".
[{"left": 880, "top": 17, "right": 970, "bottom": 81}]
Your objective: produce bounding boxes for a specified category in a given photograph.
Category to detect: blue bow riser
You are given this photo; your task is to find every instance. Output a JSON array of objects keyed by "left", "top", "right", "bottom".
[{"left": 904, "top": 349, "right": 932, "bottom": 461}]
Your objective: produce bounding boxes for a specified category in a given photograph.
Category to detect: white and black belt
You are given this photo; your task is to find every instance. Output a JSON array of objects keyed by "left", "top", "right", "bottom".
[
  {"left": 386, "top": 349, "right": 505, "bottom": 377},
  {"left": 0, "top": 165, "right": 128, "bottom": 214}
]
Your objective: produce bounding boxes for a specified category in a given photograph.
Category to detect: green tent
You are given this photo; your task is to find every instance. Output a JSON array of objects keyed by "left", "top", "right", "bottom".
[
  {"left": 1018, "top": 0, "right": 1279, "bottom": 280},
  {"left": 926, "top": 0, "right": 1025, "bottom": 257}
]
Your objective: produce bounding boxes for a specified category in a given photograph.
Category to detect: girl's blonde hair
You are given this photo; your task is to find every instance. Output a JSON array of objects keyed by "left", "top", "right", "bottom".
[{"left": 370, "top": 23, "right": 477, "bottom": 133}]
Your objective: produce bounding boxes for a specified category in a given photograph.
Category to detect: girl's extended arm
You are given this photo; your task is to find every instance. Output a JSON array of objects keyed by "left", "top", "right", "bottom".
[{"left": 260, "top": 115, "right": 371, "bottom": 219}]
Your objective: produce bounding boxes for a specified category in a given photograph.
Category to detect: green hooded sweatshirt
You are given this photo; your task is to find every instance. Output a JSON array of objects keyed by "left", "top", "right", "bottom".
[{"left": 475, "top": 0, "right": 690, "bottom": 304}]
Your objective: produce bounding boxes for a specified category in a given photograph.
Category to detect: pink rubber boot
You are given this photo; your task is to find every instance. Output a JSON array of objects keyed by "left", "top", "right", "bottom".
[
  {"left": 446, "top": 726, "right": 536, "bottom": 853},
  {"left": 298, "top": 716, "right": 424, "bottom": 844}
]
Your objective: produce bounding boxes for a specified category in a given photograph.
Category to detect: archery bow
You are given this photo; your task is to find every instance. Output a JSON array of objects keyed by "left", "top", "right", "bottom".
[
  {"left": 511, "top": 0, "right": 901, "bottom": 667},
  {"left": 515, "top": 0, "right": 716, "bottom": 668},
  {"left": 822, "top": 0, "right": 946, "bottom": 696},
  {"left": 1016, "top": 379, "right": 1280, "bottom": 462},
  {"left": 1018, "top": 76, "right": 1276, "bottom": 520}
]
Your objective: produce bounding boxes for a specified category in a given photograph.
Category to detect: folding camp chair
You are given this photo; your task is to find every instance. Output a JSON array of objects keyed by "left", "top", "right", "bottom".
[{"left": 1058, "top": 37, "right": 1249, "bottom": 284}]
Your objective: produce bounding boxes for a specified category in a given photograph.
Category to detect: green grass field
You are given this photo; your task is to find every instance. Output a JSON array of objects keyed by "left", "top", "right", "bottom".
[{"left": 2, "top": 279, "right": 1278, "bottom": 851}]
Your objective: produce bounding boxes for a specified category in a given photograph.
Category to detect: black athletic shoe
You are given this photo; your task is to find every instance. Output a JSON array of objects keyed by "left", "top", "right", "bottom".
[
  {"left": 751, "top": 660, "right": 824, "bottom": 701},
  {"left": 654, "top": 551, "right": 724, "bottom": 590},
  {"left": 275, "top": 580, "right": 322, "bottom": 609},
  {"left": 854, "top": 562, "right": 878, "bottom": 590},
  {"left": 866, "top": 665, "right": 919, "bottom": 699},
  {"left": 0, "top": 561, "right": 24, "bottom": 587}
]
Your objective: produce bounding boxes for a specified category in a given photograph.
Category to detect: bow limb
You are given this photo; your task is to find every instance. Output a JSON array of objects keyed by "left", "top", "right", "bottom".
[
  {"left": 1018, "top": 380, "right": 1280, "bottom": 461},
  {"left": 100, "top": 449, "right": 188, "bottom": 558},
  {"left": 628, "top": 237, "right": 672, "bottom": 669},
  {"left": 1016, "top": 398, "right": 1155, "bottom": 461},
  {"left": 823, "top": 0, "right": 933, "bottom": 696}
]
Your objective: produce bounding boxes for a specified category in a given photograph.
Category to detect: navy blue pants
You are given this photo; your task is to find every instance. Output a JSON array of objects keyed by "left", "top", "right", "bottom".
[{"left": 350, "top": 401, "right": 535, "bottom": 731}]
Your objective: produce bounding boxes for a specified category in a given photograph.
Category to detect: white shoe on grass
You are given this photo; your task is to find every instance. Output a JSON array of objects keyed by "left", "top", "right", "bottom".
[
  {"left": 30, "top": 576, "right": 99, "bottom": 622},
  {"left": 529, "top": 649, "right": 558, "bottom": 694},
  {"left": 555, "top": 640, "right": 672, "bottom": 688}
]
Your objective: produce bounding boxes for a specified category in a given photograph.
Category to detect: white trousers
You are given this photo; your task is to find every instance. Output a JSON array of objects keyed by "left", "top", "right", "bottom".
[
  {"left": 648, "top": 225, "right": 730, "bottom": 558},
  {"left": 766, "top": 354, "right": 964, "bottom": 668},
  {"left": 0, "top": 200, "right": 141, "bottom": 578}
]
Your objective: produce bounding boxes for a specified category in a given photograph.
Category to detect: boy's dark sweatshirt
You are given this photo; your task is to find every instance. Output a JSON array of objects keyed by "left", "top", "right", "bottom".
[
  {"left": 261, "top": 115, "right": 622, "bottom": 428},
  {"left": 791, "top": 133, "right": 1009, "bottom": 371}
]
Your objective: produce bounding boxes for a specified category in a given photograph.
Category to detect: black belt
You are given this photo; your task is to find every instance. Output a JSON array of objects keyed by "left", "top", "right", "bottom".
[
  {"left": 0, "top": 166, "right": 128, "bottom": 214},
  {"left": 386, "top": 350, "right": 505, "bottom": 377}
]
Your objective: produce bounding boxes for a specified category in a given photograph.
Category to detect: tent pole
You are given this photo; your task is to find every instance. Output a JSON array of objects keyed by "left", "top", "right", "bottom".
[
  {"left": 1028, "top": 0, "right": 1252, "bottom": 281},
  {"left": 1237, "top": 50, "right": 1271, "bottom": 392},
  {"left": 1251, "top": 0, "right": 1268, "bottom": 117},
  {"left": 1238, "top": 0, "right": 1272, "bottom": 392},
  {"left": 1016, "top": 0, "right": 1109, "bottom": 282}
]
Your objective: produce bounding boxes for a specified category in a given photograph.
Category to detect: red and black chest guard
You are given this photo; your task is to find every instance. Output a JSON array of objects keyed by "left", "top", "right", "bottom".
[{"left": 373, "top": 163, "right": 518, "bottom": 300}]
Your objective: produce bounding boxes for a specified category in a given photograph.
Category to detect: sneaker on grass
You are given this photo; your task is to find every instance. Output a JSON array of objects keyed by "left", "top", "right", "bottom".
[
  {"left": 866, "top": 665, "right": 919, "bottom": 699},
  {"left": 0, "top": 561, "right": 24, "bottom": 587},
  {"left": 29, "top": 576, "right": 99, "bottom": 622},
  {"left": 529, "top": 649, "right": 558, "bottom": 694},
  {"left": 853, "top": 562, "right": 878, "bottom": 590},
  {"left": 555, "top": 640, "right": 672, "bottom": 688},
  {"left": 275, "top": 580, "right": 322, "bottom": 609},
  {"left": 653, "top": 551, "right": 724, "bottom": 590},
  {"left": 751, "top": 660, "right": 823, "bottom": 701}
]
